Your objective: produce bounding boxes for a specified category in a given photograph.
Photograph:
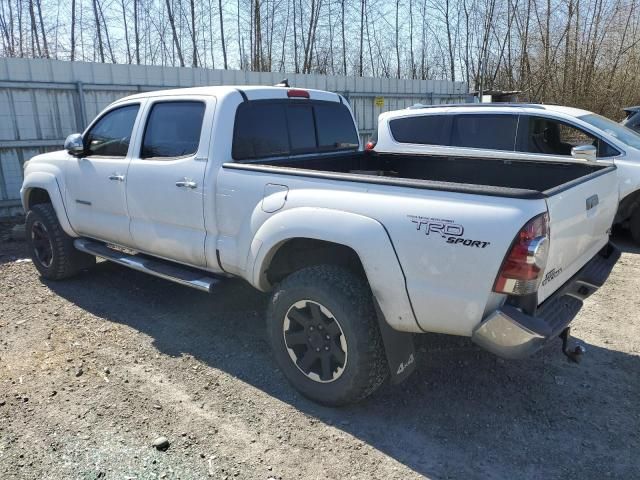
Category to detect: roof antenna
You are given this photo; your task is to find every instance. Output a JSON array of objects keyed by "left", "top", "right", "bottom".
[{"left": 275, "top": 78, "right": 290, "bottom": 88}]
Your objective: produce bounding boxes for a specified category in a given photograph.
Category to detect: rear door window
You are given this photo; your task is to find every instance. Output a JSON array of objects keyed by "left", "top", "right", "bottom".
[
  {"left": 450, "top": 114, "right": 518, "bottom": 151},
  {"left": 232, "top": 100, "right": 358, "bottom": 161},
  {"left": 141, "top": 101, "right": 206, "bottom": 159},
  {"left": 388, "top": 115, "right": 450, "bottom": 146}
]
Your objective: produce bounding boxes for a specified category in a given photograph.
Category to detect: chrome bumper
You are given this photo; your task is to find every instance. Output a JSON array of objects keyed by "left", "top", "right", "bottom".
[{"left": 472, "top": 243, "right": 620, "bottom": 359}]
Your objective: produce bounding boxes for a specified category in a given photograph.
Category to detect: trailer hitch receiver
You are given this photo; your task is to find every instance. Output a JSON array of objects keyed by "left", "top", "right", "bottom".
[{"left": 560, "top": 327, "right": 586, "bottom": 363}]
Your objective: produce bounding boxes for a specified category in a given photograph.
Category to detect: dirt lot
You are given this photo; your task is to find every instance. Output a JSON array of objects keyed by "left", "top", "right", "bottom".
[{"left": 1, "top": 218, "right": 639, "bottom": 480}]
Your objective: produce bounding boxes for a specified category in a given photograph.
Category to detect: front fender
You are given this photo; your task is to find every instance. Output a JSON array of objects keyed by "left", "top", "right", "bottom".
[
  {"left": 21, "top": 171, "right": 77, "bottom": 237},
  {"left": 250, "top": 207, "right": 421, "bottom": 333}
]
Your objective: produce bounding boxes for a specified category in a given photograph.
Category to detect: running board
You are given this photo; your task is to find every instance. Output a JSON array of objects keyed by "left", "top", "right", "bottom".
[{"left": 73, "top": 239, "right": 221, "bottom": 293}]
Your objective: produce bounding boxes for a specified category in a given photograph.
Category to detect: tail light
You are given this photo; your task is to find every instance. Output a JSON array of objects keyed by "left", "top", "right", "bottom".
[
  {"left": 365, "top": 141, "right": 377, "bottom": 150},
  {"left": 287, "top": 89, "right": 310, "bottom": 98},
  {"left": 493, "top": 213, "right": 550, "bottom": 296}
]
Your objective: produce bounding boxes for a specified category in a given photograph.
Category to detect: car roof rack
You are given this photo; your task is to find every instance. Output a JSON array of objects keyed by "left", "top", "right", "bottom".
[{"left": 407, "top": 102, "right": 546, "bottom": 110}]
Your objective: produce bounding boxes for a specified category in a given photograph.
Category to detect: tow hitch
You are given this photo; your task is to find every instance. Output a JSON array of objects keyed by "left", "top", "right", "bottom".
[{"left": 560, "top": 327, "right": 586, "bottom": 363}]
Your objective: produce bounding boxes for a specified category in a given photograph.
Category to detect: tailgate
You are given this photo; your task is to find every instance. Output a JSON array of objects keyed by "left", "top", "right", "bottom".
[{"left": 538, "top": 166, "right": 618, "bottom": 302}]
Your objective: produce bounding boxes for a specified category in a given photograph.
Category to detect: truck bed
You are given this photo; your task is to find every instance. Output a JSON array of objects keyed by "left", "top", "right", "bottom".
[{"left": 237, "top": 151, "right": 610, "bottom": 197}]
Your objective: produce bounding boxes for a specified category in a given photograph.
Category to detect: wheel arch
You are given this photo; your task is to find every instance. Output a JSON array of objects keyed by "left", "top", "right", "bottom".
[
  {"left": 21, "top": 172, "right": 76, "bottom": 237},
  {"left": 249, "top": 207, "right": 420, "bottom": 333}
]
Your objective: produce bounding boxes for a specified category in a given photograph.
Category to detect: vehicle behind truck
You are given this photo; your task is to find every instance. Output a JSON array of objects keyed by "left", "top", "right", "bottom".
[
  {"left": 372, "top": 103, "right": 640, "bottom": 244},
  {"left": 21, "top": 86, "right": 621, "bottom": 405}
]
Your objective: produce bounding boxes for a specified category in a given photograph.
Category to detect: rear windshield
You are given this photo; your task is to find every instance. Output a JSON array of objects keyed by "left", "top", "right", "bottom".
[{"left": 232, "top": 100, "right": 359, "bottom": 161}]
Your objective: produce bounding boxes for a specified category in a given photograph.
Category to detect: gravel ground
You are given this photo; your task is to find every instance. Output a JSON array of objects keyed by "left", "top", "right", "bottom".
[{"left": 1, "top": 219, "right": 639, "bottom": 480}]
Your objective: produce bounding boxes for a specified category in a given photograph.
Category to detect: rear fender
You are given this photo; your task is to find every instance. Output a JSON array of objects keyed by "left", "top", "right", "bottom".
[{"left": 249, "top": 207, "right": 421, "bottom": 333}]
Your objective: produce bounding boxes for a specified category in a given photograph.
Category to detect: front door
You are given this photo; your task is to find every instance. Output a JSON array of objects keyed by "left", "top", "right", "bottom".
[
  {"left": 125, "top": 98, "right": 213, "bottom": 267},
  {"left": 64, "top": 102, "right": 141, "bottom": 246}
]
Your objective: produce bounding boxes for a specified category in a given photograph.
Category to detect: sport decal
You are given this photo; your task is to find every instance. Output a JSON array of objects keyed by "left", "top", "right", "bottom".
[{"left": 408, "top": 214, "right": 491, "bottom": 248}]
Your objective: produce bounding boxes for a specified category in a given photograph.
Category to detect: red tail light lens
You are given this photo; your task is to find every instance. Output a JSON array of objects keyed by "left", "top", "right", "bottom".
[
  {"left": 287, "top": 89, "right": 310, "bottom": 98},
  {"left": 365, "top": 141, "right": 377, "bottom": 150},
  {"left": 493, "top": 213, "right": 550, "bottom": 296}
]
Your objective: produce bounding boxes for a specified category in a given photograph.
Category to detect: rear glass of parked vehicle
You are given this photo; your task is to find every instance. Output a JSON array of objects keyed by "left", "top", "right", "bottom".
[
  {"left": 451, "top": 114, "right": 518, "bottom": 151},
  {"left": 388, "top": 115, "right": 449, "bottom": 146},
  {"left": 232, "top": 100, "right": 358, "bottom": 160},
  {"left": 141, "top": 101, "right": 205, "bottom": 158}
]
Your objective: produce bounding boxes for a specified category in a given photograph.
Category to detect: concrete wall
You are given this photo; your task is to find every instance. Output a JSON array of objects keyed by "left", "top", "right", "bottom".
[{"left": 0, "top": 58, "right": 469, "bottom": 216}]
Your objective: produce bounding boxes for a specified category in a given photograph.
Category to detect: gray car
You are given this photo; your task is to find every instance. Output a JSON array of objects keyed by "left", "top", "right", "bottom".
[{"left": 622, "top": 106, "right": 640, "bottom": 133}]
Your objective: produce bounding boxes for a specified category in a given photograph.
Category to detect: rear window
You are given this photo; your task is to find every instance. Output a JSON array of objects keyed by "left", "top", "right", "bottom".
[
  {"left": 286, "top": 105, "right": 316, "bottom": 152},
  {"left": 232, "top": 100, "right": 358, "bottom": 160},
  {"left": 451, "top": 114, "right": 518, "bottom": 151},
  {"left": 314, "top": 103, "right": 359, "bottom": 149},
  {"left": 388, "top": 115, "right": 449, "bottom": 145}
]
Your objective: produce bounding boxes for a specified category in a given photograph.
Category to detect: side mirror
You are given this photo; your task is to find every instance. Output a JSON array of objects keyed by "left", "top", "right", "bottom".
[
  {"left": 64, "top": 133, "right": 85, "bottom": 155},
  {"left": 571, "top": 144, "right": 597, "bottom": 161}
]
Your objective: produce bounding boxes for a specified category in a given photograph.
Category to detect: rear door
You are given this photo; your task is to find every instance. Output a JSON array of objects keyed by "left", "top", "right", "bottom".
[
  {"left": 125, "top": 97, "right": 214, "bottom": 267},
  {"left": 537, "top": 166, "right": 618, "bottom": 302}
]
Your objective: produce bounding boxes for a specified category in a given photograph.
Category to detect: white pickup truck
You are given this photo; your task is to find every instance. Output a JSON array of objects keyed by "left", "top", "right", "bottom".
[{"left": 21, "top": 85, "right": 620, "bottom": 405}]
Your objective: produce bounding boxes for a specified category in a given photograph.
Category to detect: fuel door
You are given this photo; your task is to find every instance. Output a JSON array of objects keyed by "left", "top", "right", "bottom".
[{"left": 261, "top": 184, "right": 289, "bottom": 213}]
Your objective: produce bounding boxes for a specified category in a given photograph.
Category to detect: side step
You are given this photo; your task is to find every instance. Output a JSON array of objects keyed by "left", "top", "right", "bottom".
[{"left": 74, "top": 239, "right": 221, "bottom": 293}]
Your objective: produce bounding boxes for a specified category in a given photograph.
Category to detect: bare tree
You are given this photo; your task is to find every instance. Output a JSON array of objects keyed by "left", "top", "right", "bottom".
[
  {"left": 189, "top": 0, "right": 198, "bottom": 66},
  {"left": 219, "top": 0, "right": 228, "bottom": 68},
  {"left": 165, "top": 0, "right": 185, "bottom": 66}
]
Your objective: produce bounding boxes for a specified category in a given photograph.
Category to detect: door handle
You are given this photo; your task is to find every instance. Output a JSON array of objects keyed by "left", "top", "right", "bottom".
[
  {"left": 176, "top": 178, "right": 197, "bottom": 189},
  {"left": 108, "top": 174, "right": 125, "bottom": 182}
]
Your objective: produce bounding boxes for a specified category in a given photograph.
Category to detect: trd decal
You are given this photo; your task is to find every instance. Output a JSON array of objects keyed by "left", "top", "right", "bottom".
[
  {"left": 541, "top": 267, "right": 563, "bottom": 286},
  {"left": 408, "top": 214, "right": 490, "bottom": 248}
]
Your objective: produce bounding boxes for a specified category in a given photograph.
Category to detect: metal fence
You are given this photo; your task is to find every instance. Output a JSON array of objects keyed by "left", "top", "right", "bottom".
[{"left": 0, "top": 58, "right": 469, "bottom": 216}]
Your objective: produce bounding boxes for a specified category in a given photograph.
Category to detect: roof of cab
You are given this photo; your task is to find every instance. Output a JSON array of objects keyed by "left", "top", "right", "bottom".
[{"left": 113, "top": 85, "right": 342, "bottom": 103}]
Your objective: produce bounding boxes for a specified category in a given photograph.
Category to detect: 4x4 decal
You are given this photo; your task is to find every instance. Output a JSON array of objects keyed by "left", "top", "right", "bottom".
[{"left": 408, "top": 214, "right": 491, "bottom": 248}]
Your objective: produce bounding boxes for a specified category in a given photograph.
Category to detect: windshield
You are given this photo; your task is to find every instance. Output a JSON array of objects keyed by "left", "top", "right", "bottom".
[{"left": 579, "top": 113, "right": 640, "bottom": 150}]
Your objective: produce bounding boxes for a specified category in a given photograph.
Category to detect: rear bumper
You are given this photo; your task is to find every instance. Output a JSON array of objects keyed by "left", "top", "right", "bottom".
[{"left": 472, "top": 243, "right": 621, "bottom": 359}]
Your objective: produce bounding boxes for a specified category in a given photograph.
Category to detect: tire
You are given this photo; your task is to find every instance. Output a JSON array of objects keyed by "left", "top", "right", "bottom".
[
  {"left": 630, "top": 208, "right": 640, "bottom": 245},
  {"left": 266, "top": 265, "right": 388, "bottom": 406},
  {"left": 25, "top": 204, "right": 95, "bottom": 280}
]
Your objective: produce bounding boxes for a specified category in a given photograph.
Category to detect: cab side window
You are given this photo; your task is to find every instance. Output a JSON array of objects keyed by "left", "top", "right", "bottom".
[
  {"left": 520, "top": 116, "right": 619, "bottom": 158},
  {"left": 141, "top": 101, "right": 206, "bottom": 159},
  {"left": 84, "top": 104, "right": 140, "bottom": 157}
]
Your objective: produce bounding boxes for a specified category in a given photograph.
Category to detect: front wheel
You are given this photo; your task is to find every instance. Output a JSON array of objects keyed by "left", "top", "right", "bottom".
[
  {"left": 266, "top": 265, "right": 388, "bottom": 406},
  {"left": 25, "top": 204, "right": 95, "bottom": 280}
]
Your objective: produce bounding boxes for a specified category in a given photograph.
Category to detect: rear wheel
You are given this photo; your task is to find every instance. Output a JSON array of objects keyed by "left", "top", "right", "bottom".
[
  {"left": 25, "top": 204, "right": 95, "bottom": 280},
  {"left": 266, "top": 265, "right": 388, "bottom": 406},
  {"left": 630, "top": 208, "right": 640, "bottom": 245}
]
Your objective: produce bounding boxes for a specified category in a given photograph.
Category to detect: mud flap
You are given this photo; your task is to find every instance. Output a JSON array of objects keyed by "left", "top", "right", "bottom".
[{"left": 373, "top": 299, "right": 416, "bottom": 384}]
